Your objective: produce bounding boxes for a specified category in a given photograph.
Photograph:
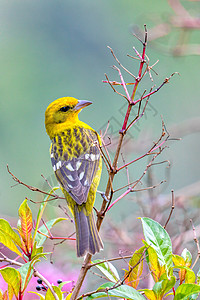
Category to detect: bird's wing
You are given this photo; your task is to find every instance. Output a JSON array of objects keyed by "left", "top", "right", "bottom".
[{"left": 51, "top": 130, "right": 101, "bottom": 205}]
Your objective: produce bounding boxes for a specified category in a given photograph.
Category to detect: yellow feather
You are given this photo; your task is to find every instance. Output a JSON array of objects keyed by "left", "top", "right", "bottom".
[{"left": 45, "top": 97, "right": 103, "bottom": 257}]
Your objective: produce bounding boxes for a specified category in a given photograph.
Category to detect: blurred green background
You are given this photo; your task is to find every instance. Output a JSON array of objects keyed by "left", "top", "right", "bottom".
[{"left": 0, "top": 0, "right": 200, "bottom": 217}]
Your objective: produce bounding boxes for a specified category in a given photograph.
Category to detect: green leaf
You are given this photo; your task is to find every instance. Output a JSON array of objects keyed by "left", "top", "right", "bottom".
[
  {"left": 181, "top": 248, "right": 192, "bottom": 267},
  {"left": 86, "top": 282, "right": 146, "bottom": 300},
  {"left": 152, "top": 275, "right": 175, "bottom": 299},
  {"left": 19, "top": 262, "right": 34, "bottom": 293},
  {"left": 188, "top": 294, "right": 199, "bottom": 300},
  {"left": 174, "top": 283, "right": 200, "bottom": 300},
  {"left": 92, "top": 260, "right": 120, "bottom": 283},
  {"left": 0, "top": 289, "right": 8, "bottom": 300},
  {"left": 141, "top": 289, "right": 156, "bottom": 300},
  {"left": 174, "top": 266, "right": 196, "bottom": 284},
  {"left": 35, "top": 218, "right": 66, "bottom": 247},
  {"left": 173, "top": 255, "right": 187, "bottom": 283},
  {"left": 28, "top": 291, "right": 45, "bottom": 299},
  {"left": 197, "top": 268, "right": 200, "bottom": 285},
  {"left": 165, "top": 292, "right": 174, "bottom": 297},
  {"left": 8, "top": 284, "right": 14, "bottom": 300},
  {"left": 124, "top": 246, "right": 146, "bottom": 288},
  {"left": 0, "top": 267, "right": 21, "bottom": 297},
  {"left": 45, "top": 285, "right": 63, "bottom": 300},
  {"left": 31, "top": 240, "right": 43, "bottom": 258},
  {"left": 0, "top": 219, "right": 23, "bottom": 257},
  {"left": 141, "top": 218, "right": 173, "bottom": 276},
  {"left": 65, "top": 293, "right": 72, "bottom": 300},
  {"left": 58, "top": 281, "right": 71, "bottom": 290},
  {"left": 153, "top": 280, "right": 166, "bottom": 299},
  {"left": 18, "top": 199, "right": 33, "bottom": 251},
  {"left": 19, "top": 252, "right": 49, "bottom": 293},
  {"left": 143, "top": 241, "right": 164, "bottom": 282},
  {"left": 160, "top": 274, "right": 176, "bottom": 294},
  {"left": 185, "top": 268, "right": 196, "bottom": 284},
  {"left": 172, "top": 254, "right": 185, "bottom": 266}
]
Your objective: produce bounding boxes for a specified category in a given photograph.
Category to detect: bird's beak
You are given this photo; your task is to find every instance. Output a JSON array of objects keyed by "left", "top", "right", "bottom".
[{"left": 74, "top": 100, "right": 92, "bottom": 111}]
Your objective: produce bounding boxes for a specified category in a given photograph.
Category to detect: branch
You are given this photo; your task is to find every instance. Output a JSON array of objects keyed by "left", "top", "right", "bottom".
[
  {"left": 164, "top": 190, "right": 175, "bottom": 229},
  {"left": 117, "top": 120, "right": 168, "bottom": 172},
  {"left": 112, "top": 65, "right": 131, "bottom": 102},
  {"left": 104, "top": 73, "right": 129, "bottom": 102},
  {"left": 107, "top": 150, "right": 165, "bottom": 212},
  {"left": 133, "top": 72, "right": 179, "bottom": 105},
  {"left": 107, "top": 46, "right": 136, "bottom": 79},
  {"left": 78, "top": 249, "right": 147, "bottom": 300},
  {"left": 89, "top": 255, "right": 133, "bottom": 268},
  {"left": 0, "top": 253, "right": 23, "bottom": 267},
  {"left": 0, "top": 254, "right": 59, "bottom": 300},
  {"left": 190, "top": 220, "right": 200, "bottom": 269},
  {"left": 62, "top": 25, "right": 175, "bottom": 300},
  {"left": 34, "top": 270, "right": 59, "bottom": 300},
  {"left": 7, "top": 165, "right": 65, "bottom": 200}
]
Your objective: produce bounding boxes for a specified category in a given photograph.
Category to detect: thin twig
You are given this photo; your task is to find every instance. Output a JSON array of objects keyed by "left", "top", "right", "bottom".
[
  {"left": 164, "top": 190, "right": 175, "bottom": 229},
  {"left": 7, "top": 165, "right": 64, "bottom": 200},
  {"left": 89, "top": 255, "right": 133, "bottom": 268},
  {"left": 117, "top": 135, "right": 168, "bottom": 172},
  {"left": 99, "top": 135, "right": 113, "bottom": 170},
  {"left": 0, "top": 253, "right": 23, "bottom": 267},
  {"left": 121, "top": 152, "right": 130, "bottom": 187},
  {"left": 78, "top": 250, "right": 146, "bottom": 300},
  {"left": 133, "top": 72, "right": 180, "bottom": 105},
  {"left": 108, "top": 46, "right": 136, "bottom": 79},
  {"left": 112, "top": 65, "right": 131, "bottom": 102},
  {"left": 0, "top": 254, "right": 59, "bottom": 300},
  {"left": 41, "top": 174, "right": 58, "bottom": 197},
  {"left": 34, "top": 269, "right": 59, "bottom": 300},
  {"left": 102, "top": 80, "right": 135, "bottom": 86},
  {"left": 125, "top": 88, "right": 150, "bottom": 133},
  {"left": 104, "top": 73, "right": 129, "bottom": 101},
  {"left": 107, "top": 148, "right": 165, "bottom": 211},
  {"left": 190, "top": 220, "right": 200, "bottom": 269},
  {"left": 101, "top": 120, "right": 110, "bottom": 139}
]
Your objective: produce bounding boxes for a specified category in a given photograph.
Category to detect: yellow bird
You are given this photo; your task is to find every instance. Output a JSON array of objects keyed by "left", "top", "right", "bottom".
[{"left": 45, "top": 97, "right": 103, "bottom": 257}]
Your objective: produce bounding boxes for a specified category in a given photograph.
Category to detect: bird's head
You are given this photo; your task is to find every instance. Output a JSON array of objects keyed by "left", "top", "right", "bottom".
[{"left": 45, "top": 97, "right": 92, "bottom": 139}]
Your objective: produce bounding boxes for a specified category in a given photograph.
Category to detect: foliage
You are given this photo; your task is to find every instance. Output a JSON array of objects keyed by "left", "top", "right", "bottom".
[
  {"left": 0, "top": 196, "right": 67, "bottom": 299},
  {"left": 1, "top": 201, "right": 200, "bottom": 299},
  {"left": 1, "top": 26, "right": 200, "bottom": 300}
]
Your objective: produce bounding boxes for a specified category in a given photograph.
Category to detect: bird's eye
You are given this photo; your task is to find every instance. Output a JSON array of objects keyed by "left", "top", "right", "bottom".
[{"left": 60, "top": 106, "right": 71, "bottom": 112}]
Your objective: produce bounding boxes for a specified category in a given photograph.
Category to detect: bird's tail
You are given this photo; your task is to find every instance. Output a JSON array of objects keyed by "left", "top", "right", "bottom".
[{"left": 74, "top": 205, "right": 103, "bottom": 257}]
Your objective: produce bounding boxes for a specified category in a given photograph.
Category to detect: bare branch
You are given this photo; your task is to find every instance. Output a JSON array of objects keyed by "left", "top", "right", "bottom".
[
  {"left": 133, "top": 72, "right": 180, "bottom": 105},
  {"left": 34, "top": 270, "right": 59, "bottom": 300},
  {"left": 7, "top": 165, "right": 64, "bottom": 200},
  {"left": 104, "top": 73, "right": 129, "bottom": 102},
  {"left": 112, "top": 65, "right": 131, "bottom": 102},
  {"left": 164, "top": 190, "right": 175, "bottom": 229},
  {"left": 108, "top": 46, "right": 136, "bottom": 79},
  {"left": 191, "top": 220, "right": 200, "bottom": 269}
]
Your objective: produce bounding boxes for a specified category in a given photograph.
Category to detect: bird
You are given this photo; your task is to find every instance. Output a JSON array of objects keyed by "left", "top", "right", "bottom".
[{"left": 45, "top": 97, "right": 103, "bottom": 257}]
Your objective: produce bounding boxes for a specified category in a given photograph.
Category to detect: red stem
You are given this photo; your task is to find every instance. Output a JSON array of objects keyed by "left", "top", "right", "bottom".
[
  {"left": 117, "top": 138, "right": 166, "bottom": 172},
  {"left": 121, "top": 26, "right": 147, "bottom": 132},
  {"left": 130, "top": 26, "right": 147, "bottom": 103},
  {"left": 173, "top": 287, "right": 175, "bottom": 296},
  {"left": 133, "top": 80, "right": 166, "bottom": 105},
  {"left": 37, "top": 230, "right": 76, "bottom": 240},
  {"left": 121, "top": 104, "right": 132, "bottom": 131}
]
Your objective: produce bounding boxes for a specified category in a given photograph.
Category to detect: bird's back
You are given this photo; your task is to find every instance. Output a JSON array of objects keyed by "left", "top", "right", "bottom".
[{"left": 50, "top": 124, "right": 102, "bottom": 210}]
